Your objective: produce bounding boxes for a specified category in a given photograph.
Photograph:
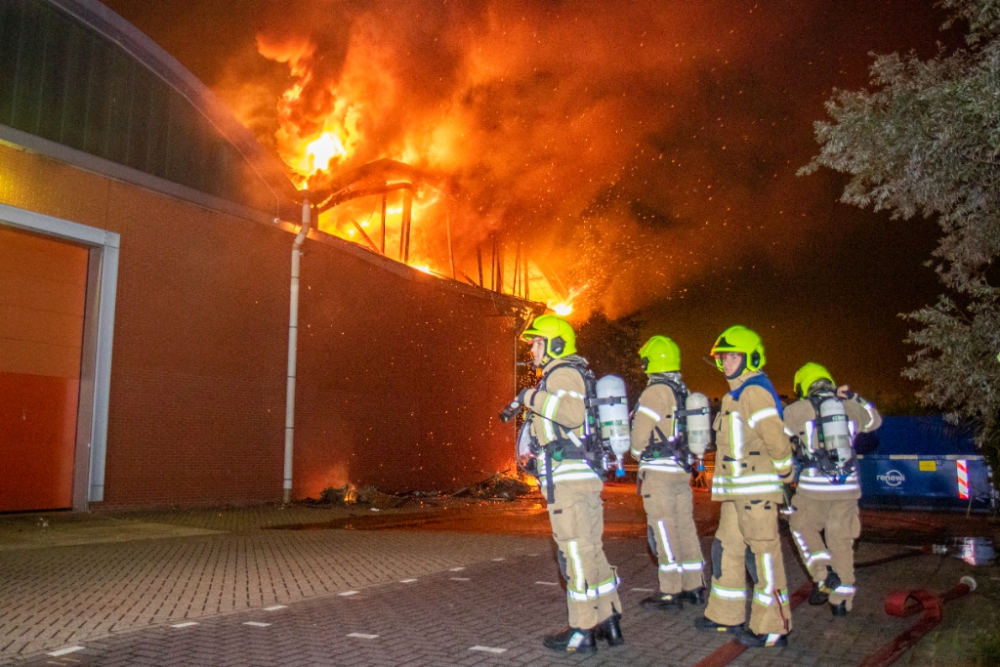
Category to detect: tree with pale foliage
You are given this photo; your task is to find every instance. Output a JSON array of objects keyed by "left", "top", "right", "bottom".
[{"left": 801, "top": 0, "right": 1000, "bottom": 466}]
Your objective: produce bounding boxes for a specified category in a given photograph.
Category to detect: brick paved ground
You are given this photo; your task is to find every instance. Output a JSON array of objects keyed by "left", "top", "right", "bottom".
[{"left": 1, "top": 491, "right": 997, "bottom": 667}]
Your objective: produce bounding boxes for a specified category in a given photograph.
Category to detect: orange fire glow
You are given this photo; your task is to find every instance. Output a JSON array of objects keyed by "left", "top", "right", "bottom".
[
  {"left": 551, "top": 302, "right": 574, "bottom": 317},
  {"left": 305, "top": 132, "right": 347, "bottom": 172},
  {"left": 250, "top": 0, "right": 739, "bottom": 320}
]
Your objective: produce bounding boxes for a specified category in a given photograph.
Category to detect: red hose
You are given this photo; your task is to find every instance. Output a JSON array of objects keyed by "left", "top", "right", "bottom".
[{"left": 857, "top": 577, "right": 976, "bottom": 667}]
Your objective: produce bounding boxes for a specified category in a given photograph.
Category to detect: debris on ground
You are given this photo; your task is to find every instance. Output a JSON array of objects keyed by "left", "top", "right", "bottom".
[
  {"left": 300, "top": 484, "right": 406, "bottom": 510},
  {"left": 355, "top": 485, "right": 406, "bottom": 510},
  {"left": 450, "top": 473, "right": 533, "bottom": 500},
  {"left": 319, "top": 485, "right": 350, "bottom": 505}
]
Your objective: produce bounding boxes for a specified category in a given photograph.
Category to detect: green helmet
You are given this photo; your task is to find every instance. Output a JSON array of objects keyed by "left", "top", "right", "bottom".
[
  {"left": 710, "top": 325, "right": 765, "bottom": 372},
  {"left": 794, "top": 362, "right": 834, "bottom": 399},
  {"left": 639, "top": 335, "right": 680, "bottom": 374},
  {"left": 522, "top": 314, "right": 576, "bottom": 358}
]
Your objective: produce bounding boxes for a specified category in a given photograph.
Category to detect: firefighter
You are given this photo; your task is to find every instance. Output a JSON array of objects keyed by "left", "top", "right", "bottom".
[
  {"left": 514, "top": 314, "right": 623, "bottom": 654},
  {"left": 785, "top": 362, "right": 882, "bottom": 616},
  {"left": 630, "top": 335, "right": 706, "bottom": 610},
  {"left": 695, "top": 325, "right": 794, "bottom": 648}
]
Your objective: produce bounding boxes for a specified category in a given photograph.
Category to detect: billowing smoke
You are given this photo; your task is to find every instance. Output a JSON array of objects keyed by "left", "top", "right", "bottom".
[{"left": 205, "top": 0, "right": 945, "bottom": 328}]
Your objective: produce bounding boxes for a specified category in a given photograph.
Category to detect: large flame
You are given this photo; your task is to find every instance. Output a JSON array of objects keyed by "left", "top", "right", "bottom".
[
  {"left": 244, "top": 0, "right": 843, "bottom": 321},
  {"left": 305, "top": 132, "right": 347, "bottom": 172}
]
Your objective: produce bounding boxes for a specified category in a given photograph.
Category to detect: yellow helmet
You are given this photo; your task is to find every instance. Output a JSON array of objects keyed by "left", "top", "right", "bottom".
[
  {"left": 710, "top": 325, "right": 765, "bottom": 372},
  {"left": 794, "top": 362, "right": 834, "bottom": 398},
  {"left": 522, "top": 314, "right": 576, "bottom": 358},
  {"left": 639, "top": 335, "right": 680, "bottom": 373}
]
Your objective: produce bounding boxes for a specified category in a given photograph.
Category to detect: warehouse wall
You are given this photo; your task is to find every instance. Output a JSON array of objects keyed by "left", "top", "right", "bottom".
[{"left": 0, "top": 142, "right": 523, "bottom": 508}]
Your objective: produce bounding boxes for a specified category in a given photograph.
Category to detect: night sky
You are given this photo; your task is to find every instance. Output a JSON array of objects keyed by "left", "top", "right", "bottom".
[{"left": 97, "top": 0, "right": 958, "bottom": 404}]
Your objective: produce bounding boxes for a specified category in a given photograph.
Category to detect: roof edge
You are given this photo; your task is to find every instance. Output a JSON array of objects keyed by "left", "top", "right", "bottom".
[{"left": 49, "top": 0, "right": 301, "bottom": 205}]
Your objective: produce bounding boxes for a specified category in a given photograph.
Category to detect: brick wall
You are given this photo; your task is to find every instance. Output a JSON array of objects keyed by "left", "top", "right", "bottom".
[{"left": 0, "top": 143, "right": 525, "bottom": 508}]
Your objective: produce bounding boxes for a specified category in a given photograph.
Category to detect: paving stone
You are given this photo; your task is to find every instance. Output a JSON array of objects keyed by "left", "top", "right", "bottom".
[{"left": 2, "top": 500, "right": 998, "bottom": 667}]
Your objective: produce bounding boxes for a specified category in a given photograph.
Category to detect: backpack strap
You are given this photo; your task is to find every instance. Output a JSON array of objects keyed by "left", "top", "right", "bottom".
[
  {"left": 728, "top": 373, "right": 784, "bottom": 420},
  {"left": 536, "top": 359, "right": 600, "bottom": 501}
]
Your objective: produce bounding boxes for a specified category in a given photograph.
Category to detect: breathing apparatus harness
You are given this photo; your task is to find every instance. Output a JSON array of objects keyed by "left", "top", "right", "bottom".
[
  {"left": 793, "top": 388, "right": 857, "bottom": 485},
  {"left": 641, "top": 376, "right": 701, "bottom": 473},
  {"left": 512, "top": 357, "right": 621, "bottom": 502}
]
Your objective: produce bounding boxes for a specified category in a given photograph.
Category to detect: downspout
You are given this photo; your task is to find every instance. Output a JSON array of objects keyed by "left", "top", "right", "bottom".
[{"left": 284, "top": 197, "right": 311, "bottom": 505}]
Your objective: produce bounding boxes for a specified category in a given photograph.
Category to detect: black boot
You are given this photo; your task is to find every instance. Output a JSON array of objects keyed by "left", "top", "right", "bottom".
[
  {"left": 831, "top": 601, "right": 848, "bottom": 617},
  {"left": 736, "top": 627, "right": 788, "bottom": 648},
  {"left": 543, "top": 626, "right": 597, "bottom": 654},
  {"left": 808, "top": 582, "right": 828, "bottom": 606},
  {"left": 809, "top": 567, "right": 841, "bottom": 605},
  {"left": 594, "top": 613, "right": 625, "bottom": 647},
  {"left": 641, "top": 592, "right": 683, "bottom": 611},
  {"left": 694, "top": 615, "right": 741, "bottom": 633},
  {"left": 682, "top": 587, "right": 707, "bottom": 605}
]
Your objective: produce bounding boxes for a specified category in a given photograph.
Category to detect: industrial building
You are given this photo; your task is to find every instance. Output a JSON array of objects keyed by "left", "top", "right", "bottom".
[{"left": 0, "top": 0, "right": 538, "bottom": 512}]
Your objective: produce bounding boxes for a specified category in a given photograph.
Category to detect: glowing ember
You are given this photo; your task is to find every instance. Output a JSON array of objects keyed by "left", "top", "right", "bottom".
[{"left": 412, "top": 264, "right": 432, "bottom": 274}]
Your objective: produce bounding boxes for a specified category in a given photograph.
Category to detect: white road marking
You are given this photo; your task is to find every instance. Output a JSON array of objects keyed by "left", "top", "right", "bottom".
[
  {"left": 400, "top": 578, "right": 418, "bottom": 583},
  {"left": 631, "top": 587, "right": 656, "bottom": 592},
  {"left": 264, "top": 605, "right": 287, "bottom": 611},
  {"left": 492, "top": 557, "right": 506, "bottom": 561},
  {"left": 347, "top": 633, "right": 379, "bottom": 639},
  {"left": 243, "top": 622, "right": 271, "bottom": 627},
  {"left": 450, "top": 577, "right": 471, "bottom": 581},
  {"left": 48, "top": 647, "right": 85, "bottom": 657},
  {"left": 339, "top": 590, "right": 359, "bottom": 596},
  {"left": 449, "top": 567, "right": 465, "bottom": 571},
  {"left": 470, "top": 646, "right": 507, "bottom": 654},
  {"left": 171, "top": 622, "right": 199, "bottom": 628},
  {"left": 535, "top": 581, "right": 559, "bottom": 586}
]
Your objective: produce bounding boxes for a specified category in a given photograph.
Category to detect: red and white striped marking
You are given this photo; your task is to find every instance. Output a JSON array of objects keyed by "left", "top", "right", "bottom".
[{"left": 957, "top": 459, "right": 969, "bottom": 500}]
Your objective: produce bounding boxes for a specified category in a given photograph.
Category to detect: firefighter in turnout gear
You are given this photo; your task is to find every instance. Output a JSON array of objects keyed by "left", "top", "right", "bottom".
[
  {"left": 696, "top": 326, "right": 794, "bottom": 648},
  {"left": 515, "top": 315, "right": 623, "bottom": 654},
  {"left": 784, "top": 363, "right": 882, "bottom": 616},
  {"left": 630, "top": 336, "right": 707, "bottom": 610}
]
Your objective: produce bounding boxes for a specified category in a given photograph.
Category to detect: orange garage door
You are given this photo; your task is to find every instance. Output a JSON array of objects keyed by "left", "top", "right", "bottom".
[{"left": 0, "top": 225, "right": 88, "bottom": 512}]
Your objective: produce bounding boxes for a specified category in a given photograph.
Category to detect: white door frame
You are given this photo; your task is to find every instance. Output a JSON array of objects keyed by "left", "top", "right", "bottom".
[{"left": 0, "top": 203, "right": 119, "bottom": 510}]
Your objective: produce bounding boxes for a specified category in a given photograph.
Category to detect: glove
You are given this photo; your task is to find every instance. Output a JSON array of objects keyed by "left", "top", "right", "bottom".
[
  {"left": 499, "top": 401, "right": 521, "bottom": 423},
  {"left": 837, "top": 385, "right": 856, "bottom": 400}
]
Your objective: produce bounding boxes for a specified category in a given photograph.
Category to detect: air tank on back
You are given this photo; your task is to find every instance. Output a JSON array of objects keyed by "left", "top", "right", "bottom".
[
  {"left": 818, "top": 397, "right": 852, "bottom": 464},
  {"left": 685, "top": 392, "right": 711, "bottom": 459},
  {"left": 596, "top": 375, "right": 630, "bottom": 475}
]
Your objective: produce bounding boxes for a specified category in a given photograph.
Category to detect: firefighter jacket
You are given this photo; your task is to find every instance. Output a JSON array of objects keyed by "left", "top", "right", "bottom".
[
  {"left": 630, "top": 375, "right": 688, "bottom": 480},
  {"left": 784, "top": 393, "right": 882, "bottom": 500},
  {"left": 711, "top": 371, "right": 794, "bottom": 504},
  {"left": 520, "top": 355, "right": 599, "bottom": 484}
]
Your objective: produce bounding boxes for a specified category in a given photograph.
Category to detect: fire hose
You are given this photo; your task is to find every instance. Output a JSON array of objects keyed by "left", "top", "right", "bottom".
[
  {"left": 689, "top": 547, "right": 974, "bottom": 667},
  {"left": 857, "top": 575, "right": 977, "bottom": 667}
]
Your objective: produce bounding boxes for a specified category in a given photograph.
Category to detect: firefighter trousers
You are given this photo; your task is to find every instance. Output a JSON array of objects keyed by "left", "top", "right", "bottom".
[
  {"left": 705, "top": 499, "right": 792, "bottom": 636},
  {"left": 789, "top": 493, "right": 860, "bottom": 609},
  {"left": 547, "top": 475, "right": 622, "bottom": 629},
  {"left": 640, "top": 471, "right": 705, "bottom": 594}
]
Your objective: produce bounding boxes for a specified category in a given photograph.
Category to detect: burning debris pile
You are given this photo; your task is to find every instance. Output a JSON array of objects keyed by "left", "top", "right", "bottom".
[
  {"left": 451, "top": 473, "right": 535, "bottom": 501},
  {"left": 305, "top": 484, "right": 405, "bottom": 510},
  {"left": 304, "top": 474, "right": 534, "bottom": 508}
]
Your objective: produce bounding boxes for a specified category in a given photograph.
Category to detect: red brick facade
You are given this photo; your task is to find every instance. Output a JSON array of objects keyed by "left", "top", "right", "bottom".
[{"left": 0, "top": 143, "right": 529, "bottom": 508}]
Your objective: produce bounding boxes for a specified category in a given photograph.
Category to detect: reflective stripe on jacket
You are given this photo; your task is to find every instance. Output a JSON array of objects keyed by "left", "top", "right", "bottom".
[
  {"left": 711, "top": 371, "right": 793, "bottom": 503},
  {"left": 784, "top": 393, "right": 882, "bottom": 500},
  {"left": 630, "top": 382, "right": 689, "bottom": 479},
  {"left": 524, "top": 357, "right": 599, "bottom": 482}
]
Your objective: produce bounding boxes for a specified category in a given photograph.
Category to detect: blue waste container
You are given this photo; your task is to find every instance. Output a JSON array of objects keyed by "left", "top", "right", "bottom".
[{"left": 854, "top": 416, "right": 996, "bottom": 512}]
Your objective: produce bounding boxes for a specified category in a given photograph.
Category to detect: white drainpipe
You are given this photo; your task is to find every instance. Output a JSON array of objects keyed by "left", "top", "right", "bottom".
[{"left": 283, "top": 198, "right": 311, "bottom": 504}]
